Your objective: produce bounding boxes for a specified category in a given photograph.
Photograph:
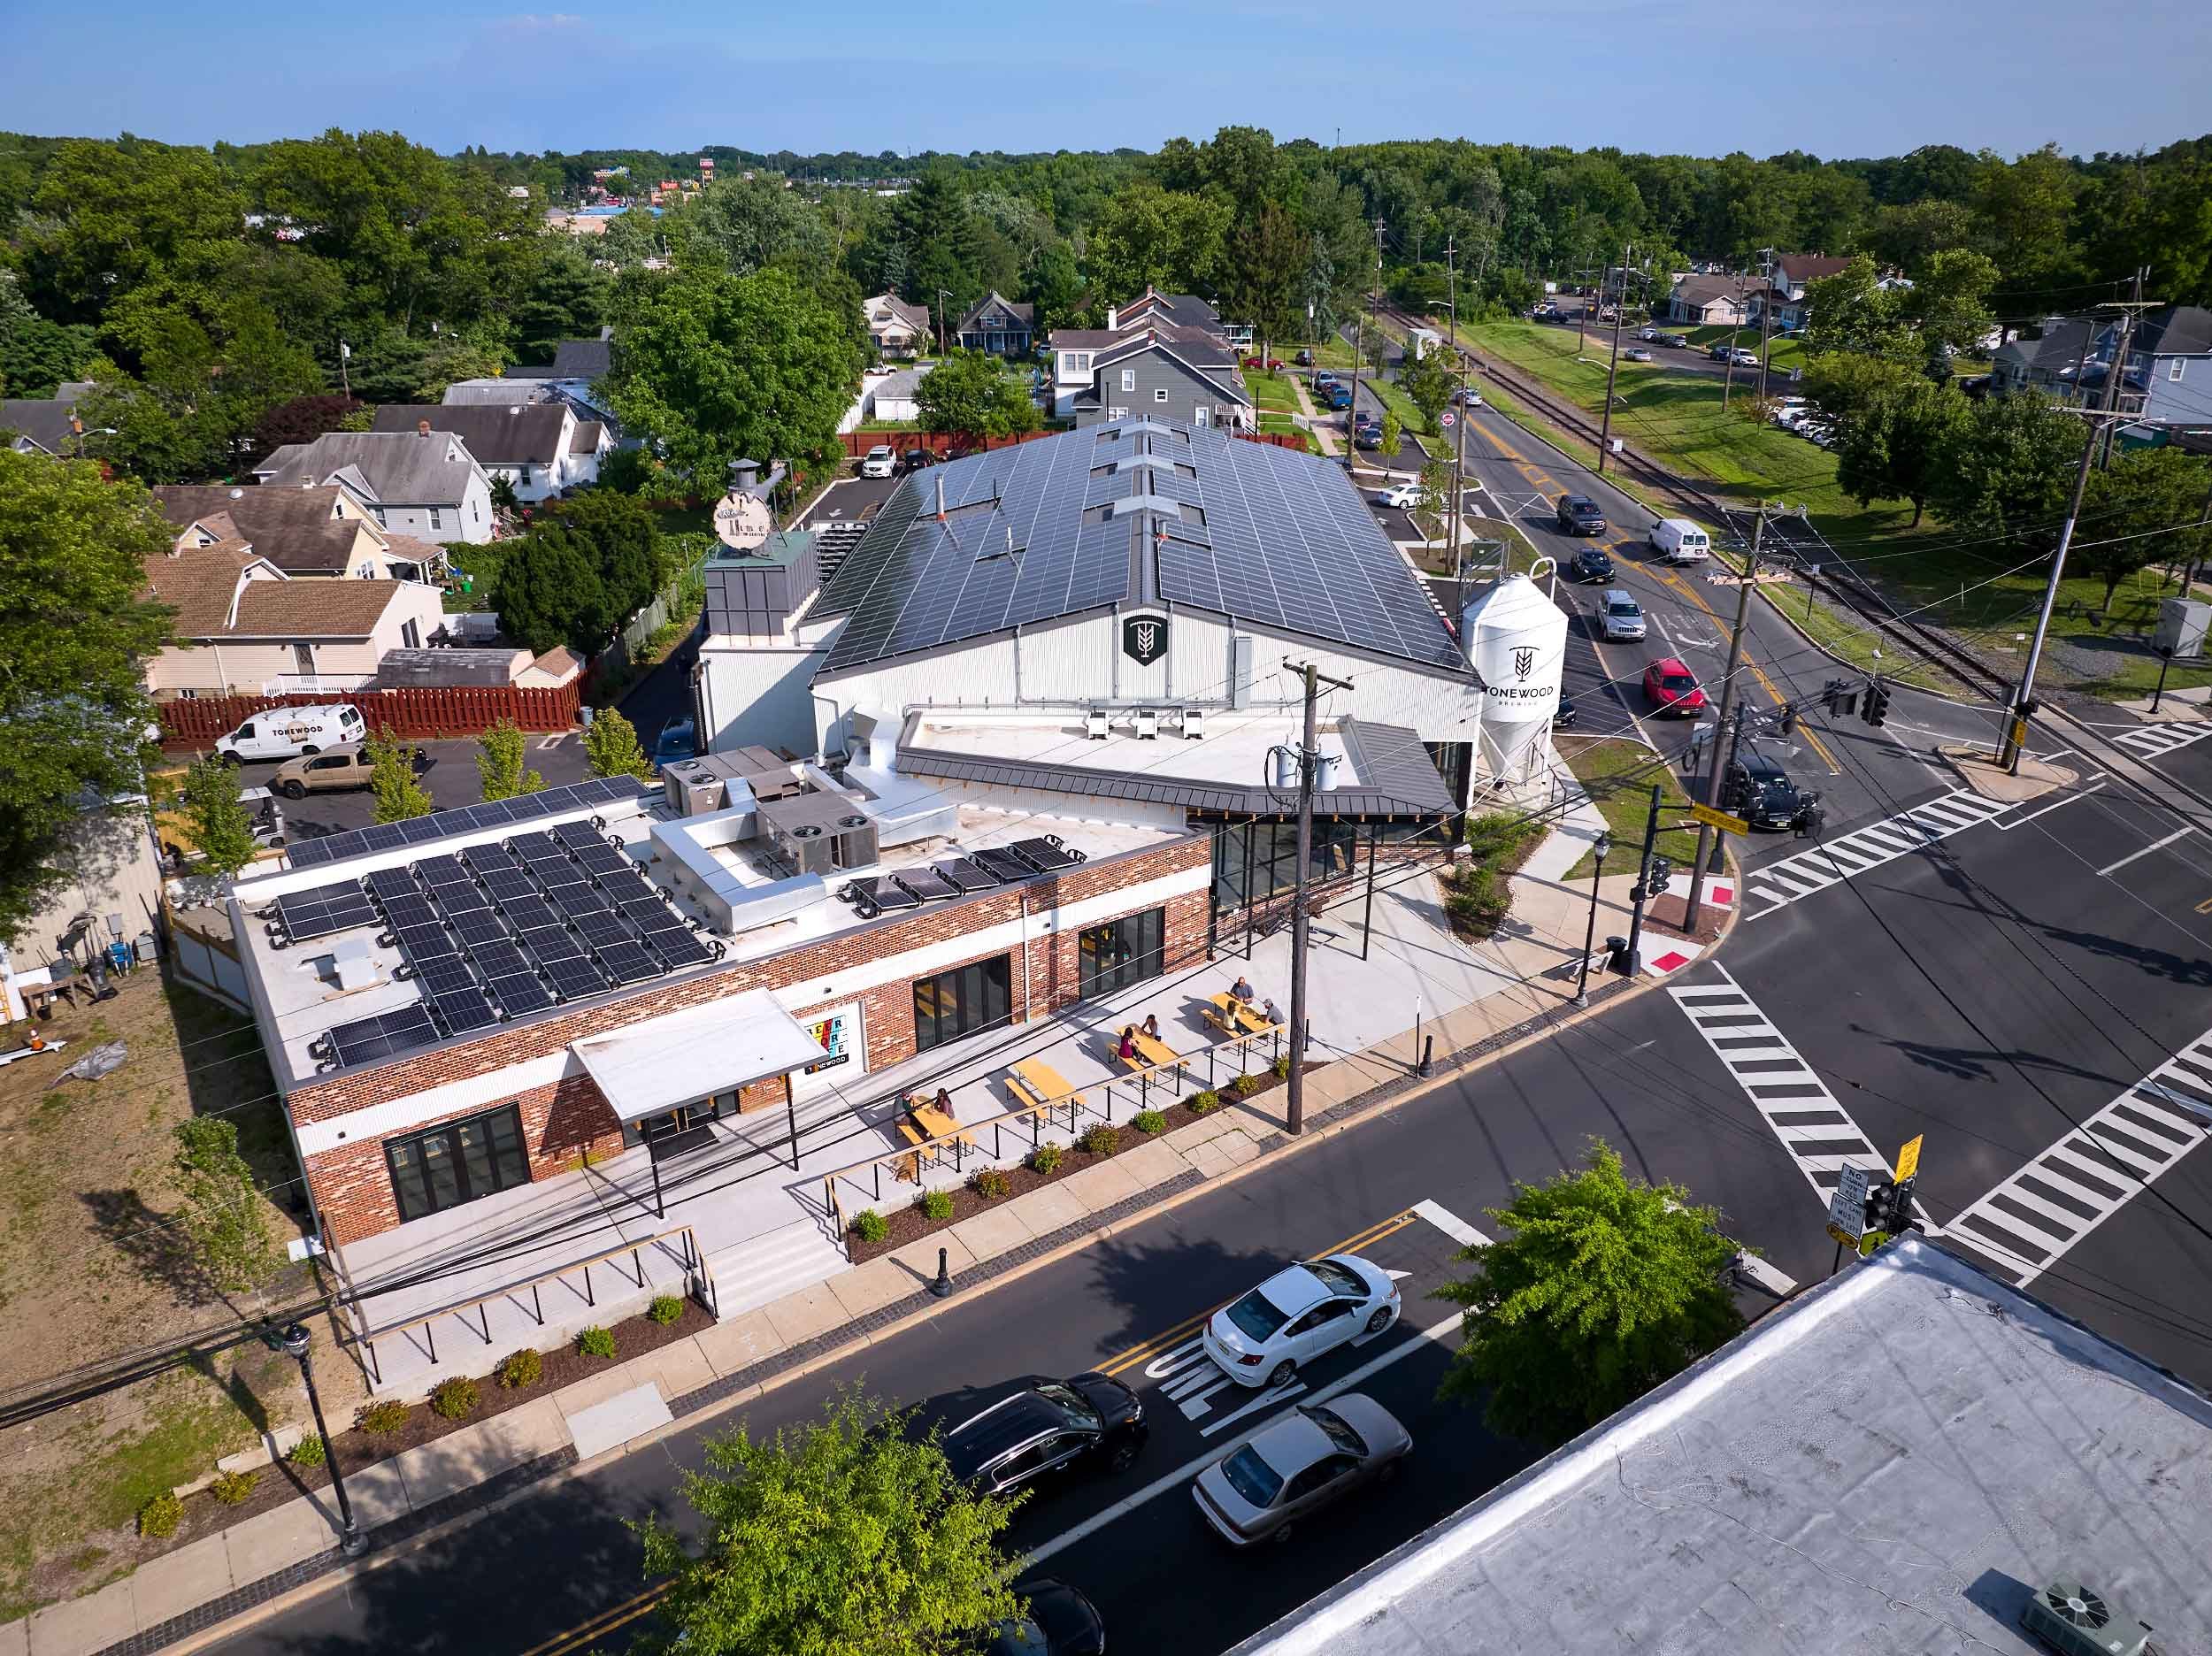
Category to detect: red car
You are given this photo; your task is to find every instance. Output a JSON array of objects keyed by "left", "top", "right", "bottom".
[
  {"left": 1241, "top": 356, "right": 1286, "bottom": 371},
  {"left": 1642, "top": 656, "right": 1708, "bottom": 717}
]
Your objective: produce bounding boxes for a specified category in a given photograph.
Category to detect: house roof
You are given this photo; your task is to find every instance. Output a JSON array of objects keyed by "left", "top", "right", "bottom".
[
  {"left": 253, "top": 432, "right": 483, "bottom": 509},
  {"left": 810, "top": 417, "right": 1464, "bottom": 677},
  {"left": 1095, "top": 326, "right": 1242, "bottom": 372},
  {"left": 955, "top": 292, "right": 1034, "bottom": 334},
  {"left": 150, "top": 485, "right": 375, "bottom": 575},
  {"left": 1229, "top": 1235, "right": 2212, "bottom": 1656},
  {"left": 550, "top": 338, "right": 612, "bottom": 380},
  {"left": 227, "top": 579, "right": 413, "bottom": 640},
  {"left": 1120, "top": 288, "right": 1221, "bottom": 334},
  {"left": 369, "top": 402, "right": 571, "bottom": 466},
  {"left": 142, "top": 544, "right": 267, "bottom": 635},
  {"left": 1998, "top": 318, "right": 2093, "bottom": 376},
  {"left": 568, "top": 420, "right": 604, "bottom": 454},
  {"left": 1670, "top": 274, "right": 1745, "bottom": 310},
  {"left": 868, "top": 293, "right": 932, "bottom": 334},
  {"left": 442, "top": 376, "right": 557, "bottom": 404},
  {"left": 872, "top": 366, "right": 933, "bottom": 402},
  {"left": 1775, "top": 253, "right": 1854, "bottom": 286},
  {"left": 2132, "top": 304, "right": 2212, "bottom": 358},
  {"left": 0, "top": 398, "right": 81, "bottom": 455}
]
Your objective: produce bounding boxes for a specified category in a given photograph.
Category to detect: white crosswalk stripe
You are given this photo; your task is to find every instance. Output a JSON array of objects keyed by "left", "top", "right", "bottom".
[
  {"left": 1944, "top": 1027, "right": 2212, "bottom": 1287},
  {"left": 1744, "top": 789, "right": 2012, "bottom": 917},
  {"left": 2108, "top": 721, "right": 2212, "bottom": 762},
  {"left": 1667, "top": 967, "right": 1890, "bottom": 1200}
]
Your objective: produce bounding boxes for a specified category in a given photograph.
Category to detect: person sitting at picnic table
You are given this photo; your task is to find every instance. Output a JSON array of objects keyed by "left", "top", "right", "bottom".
[
  {"left": 1229, "top": 974, "right": 1256, "bottom": 1004},
  {"left": 1141, "top": 1014, "right": 1161, "bottom": 1041},
  {"left": 1261, "top": 997, "right": 1283, "bottom": 1026},
  {"left": 1118, "top": 1026, "right": 1139, "bottom": 1062},
  {"left": 932, "top": 1086, "right": 955, "bottom": 1120}
]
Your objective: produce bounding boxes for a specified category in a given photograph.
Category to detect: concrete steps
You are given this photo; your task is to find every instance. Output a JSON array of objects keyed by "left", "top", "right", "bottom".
[{"left": 708, "top": 1218, "right": 849, "bottom": 1319}]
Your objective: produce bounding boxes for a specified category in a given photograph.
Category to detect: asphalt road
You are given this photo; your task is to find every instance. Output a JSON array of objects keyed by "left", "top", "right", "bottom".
[{"left": 202, "top": 978, "right": 1818, "bottom": 1656}]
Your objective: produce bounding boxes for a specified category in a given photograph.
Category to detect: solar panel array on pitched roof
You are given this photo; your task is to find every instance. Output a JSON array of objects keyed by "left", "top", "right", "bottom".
[
  {"left": 287, "top": 777, "right": 650, "bottom": 869},
  {"left": 810, "top": 422, "right": 1463, "bottom": 677}
]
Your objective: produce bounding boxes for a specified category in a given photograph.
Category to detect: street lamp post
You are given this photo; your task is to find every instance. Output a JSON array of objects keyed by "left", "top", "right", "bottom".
[
  {"left": 1575, "top": 832, "right": 1612, "bottom": 1007},
  {"left": 271, "top": 1322, "right": 365, "bottom": 1556}
]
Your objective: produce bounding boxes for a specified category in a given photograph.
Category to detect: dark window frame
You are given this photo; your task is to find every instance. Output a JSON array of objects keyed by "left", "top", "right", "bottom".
[
  {"left": 1079, "top": 906, "right": 1164, "bottom": 998},
  {"left": 912, "top": 954, "right": 1013, "bottom": 1054},
  {"left": 385, "top": 1102, "right": 531, "bottom": 1224}
]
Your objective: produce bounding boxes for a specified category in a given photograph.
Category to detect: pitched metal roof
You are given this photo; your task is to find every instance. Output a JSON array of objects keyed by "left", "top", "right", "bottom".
[{"left": 895, "top": 744, "right": 1451, "bottom": 817}]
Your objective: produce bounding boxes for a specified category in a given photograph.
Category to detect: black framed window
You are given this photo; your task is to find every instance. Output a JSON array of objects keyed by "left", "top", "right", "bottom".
[
  {"left": 913, "top": 954, "right": 1011, "bottom": 1053},
  {"left": 1079, "top": 907, "right": 1164, "bottom": 998},
  {"left": 620, "top": 1091, "right": 734, "bottom": 1151},
  {"left": 1209, "top": 820, "right": 1364, "bottom": 911},
  {"left": 387, "top": 1104, "right": 530, "bottom": 1223}
]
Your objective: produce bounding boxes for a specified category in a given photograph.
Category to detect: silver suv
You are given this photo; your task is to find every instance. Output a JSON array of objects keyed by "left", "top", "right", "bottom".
[{"left": 1595, "top": 587, "right": 1647, "bottom": 641}]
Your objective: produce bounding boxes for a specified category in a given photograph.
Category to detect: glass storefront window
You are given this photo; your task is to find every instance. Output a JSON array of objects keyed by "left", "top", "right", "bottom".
[{"left": 387, "top": 1104, "right": 530, "bottom": 1223}]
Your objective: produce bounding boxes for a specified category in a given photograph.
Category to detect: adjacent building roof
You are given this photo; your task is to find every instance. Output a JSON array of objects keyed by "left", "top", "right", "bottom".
[
  {"left": 568, "top": 420, "right": 604, "bottom": 454},
  {"left": 1119, "top": 288, "right": 1222, "bottom": 334},
  {"left": 150, "top": 485, "right": 373, "bottom": 575},
  {"left": 868, "top": 293, "right": 932, "bottom": 334},
  {"left": 1775, "top": 252, "right": 1854, "bottom": 287},
  {"left": 811, "top": 418, "right": 1466, "bottom": 677},
  {"left": 2131, "top": 304, "right": 2212, "bottom": 358},
  {"left": 872, "top": 367, "right": 932, "bottom": 403},
  {"left": 550, "top": 337, "right": 612, "bottom": 380},
  {"left": 955, "top": 292, "right": 1034, "bottom": 334},
  {"left": 1995, "top": 318, "right": 2093, "bottom": 377},
  {"left": 1094, "top": 325, "right": 1243, "bottom": 372},
  {"left": 375, "top": 648, "right": 530, "bottom": 688},
  {"left": 144, "top": 548, "right": 412, "bottom": 640},
  {"left": 254, "top": 432, "right": 483, "bottom": 508},
  {"left": 1229, "top": 1235, "right": 2212, "bottom": 1656},
  {"left": 442, "top": 376, "right": 557, "bottom": 404},
  {"left": 0, "top": 397, "right": 81, "bottom": 455},
  {"left": 369, "top": 403, "right": 571, "bottom": 467},
  {"left": 1670, "top": 274, "right": 1745, "bottom": 310}
]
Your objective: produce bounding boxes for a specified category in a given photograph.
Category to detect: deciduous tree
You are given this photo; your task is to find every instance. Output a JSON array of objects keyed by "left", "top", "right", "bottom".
[
  {"left": 475, "top": 719, "right": 545, "bottom": 802},
  {"left": 1929, "top": 393, "right": 2085, "bottom": 548},
  {"left": 2078, "top": 448, "right": 2212, "bottom": 617},
  {"left": 915, "top": 350, "right": 1041, "bottom": 446},
  {"left": 365, "top": 728, "right": 432, "bottom": 823},
  {"left": 172, "top": 1117, "right": 280, "bottom": 1295},
  {"left": 177, "top": 756, "right": 258, "bottom": 879},
  {"left": 1085, "top": 183, "right": 1230, "bottom": 302},
  {"left": 582, "top": 707, "right": 655, "bottom": 783},
  {"left": 634, "top": 1389, "right": 1023, "bottom": 1656},
  {"left": 491, "top": 525, "right": 611, "bottom": 656},
  {"left": 1436, "top": 1140, "right": 1746, "bottom": 1444}
]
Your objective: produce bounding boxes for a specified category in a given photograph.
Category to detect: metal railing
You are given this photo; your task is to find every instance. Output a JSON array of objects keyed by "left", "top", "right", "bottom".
[
  {"left": 820, "top": 1024, "right": 1285, "bottom": 1252},
  {"left": 339, "top": 1223, "right": 718, "bottom": 1390},
  {"left": 259, "top": 672, "right": 377, "bottom": 696}
]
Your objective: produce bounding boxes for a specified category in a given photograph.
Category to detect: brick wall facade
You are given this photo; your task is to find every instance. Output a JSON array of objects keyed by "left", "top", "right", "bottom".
[{"left": 297, "top": 832, "right": 1214, "bottom": 1245}]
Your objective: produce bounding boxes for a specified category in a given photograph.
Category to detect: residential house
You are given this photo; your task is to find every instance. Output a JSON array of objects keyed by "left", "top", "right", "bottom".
[
  {"left": 868, "top": 365, "right": 932, "bottom": 424},
  {"left": 0, "top": 383, "right": 97, "bottom": 457},
  {"left": 1665, "top": 275, "right": 1747, "bottom": 327},
  {"left": 1048, "top": 288, "right": 1237, "bottom": 419},
  {"left": 370, "top": 402, "right": 611, "bottom": 501},
  {"left": 139, "top": 540, "right": 446, "bottom": 699},
  {"left": 151, "top": 484, "right": 403, "bottom": 580},
  {"left": 1110, "top": 288, "right": 1222, "bottom": 335},
  {"left": 864, "top": 293, "right": 933, "bottom": 359},
  {"left": 1070, "top": 327, "right": 1253, "bottom": 431},
  {"left": 2079, "top": 304, "right": 2212, "bottom": 431},
  {"left": 954, "top": 293, "right": 1034, "bottom": 356},
  {"left": 253, "top": 428, "right": 498, "bottom": 544},
  {"left": 1989, "top": 318, "right": 2093, "bottom": 399},
  {"left": 1741, "top": 289, "right": 1808, "bottom": 333},
  {"left": 1769, "top": 253, "right": 1855, "bottom": 301}
]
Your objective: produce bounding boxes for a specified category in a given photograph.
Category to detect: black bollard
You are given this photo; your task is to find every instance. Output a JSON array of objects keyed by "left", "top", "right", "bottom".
[
  {"left": 930, "top": 1246, "right": 953, "bottom": 1299},
  {"left": 1417, "top": 1035, "right": 1433, "bottom": 1077}
]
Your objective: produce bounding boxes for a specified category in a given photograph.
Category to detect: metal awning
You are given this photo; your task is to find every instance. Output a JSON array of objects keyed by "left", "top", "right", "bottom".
[{"left": 570, "top": 989, "right": 826, "bottom": 1124}]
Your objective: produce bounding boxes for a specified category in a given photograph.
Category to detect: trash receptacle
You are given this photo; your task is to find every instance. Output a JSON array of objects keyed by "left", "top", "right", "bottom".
[{"left": 1605, "top": 935, "right": 1632, "bottom": 975}]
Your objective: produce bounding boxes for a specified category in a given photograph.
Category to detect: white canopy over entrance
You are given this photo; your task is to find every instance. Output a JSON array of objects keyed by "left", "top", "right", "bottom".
[{"left": 571, "top": 989, "right": 826, "bottom": 1124}]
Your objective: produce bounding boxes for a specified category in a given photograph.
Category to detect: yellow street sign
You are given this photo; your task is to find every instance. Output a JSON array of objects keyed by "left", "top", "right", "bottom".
[
  {"left": 1894, "top": 1134, "right": 1923, "bottom": 1184},
  {"left": 1826, "top": 1223, "right": 1859, "bottom": 1250},
  {"left": 1689, "top": 801, "right": 1751, "bottom": 836}
]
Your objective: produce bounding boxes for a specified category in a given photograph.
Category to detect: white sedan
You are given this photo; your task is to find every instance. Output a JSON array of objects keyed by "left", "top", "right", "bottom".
[
  {"left": 1202, "top": 1255, "right": 1401, "bottom": 1389},
  {"left": 1371, "top": 482, "right": 1422, "bottom": 510},
  {"left": 858, "top": 445, "right": 896, "bottom": 479}
]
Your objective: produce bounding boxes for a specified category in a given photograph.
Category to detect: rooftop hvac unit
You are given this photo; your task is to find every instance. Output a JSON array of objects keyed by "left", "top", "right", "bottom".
[
  {"left": 2018, "top": 1579, "right": 2152, "bottom": 1656},
  {"left": 663, "top": 761, "right": 726, "bottom": 817},
  {"left": 780, "top": 822, "right": 837, "bottom": 876},
  {"left": 834, "top": 812, "right": 879, "bottom": 870}
]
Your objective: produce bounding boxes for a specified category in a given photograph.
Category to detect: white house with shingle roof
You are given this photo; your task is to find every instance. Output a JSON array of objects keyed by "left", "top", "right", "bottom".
[{"left": 254, "top": 427, "right": 497, "bottom": 543}]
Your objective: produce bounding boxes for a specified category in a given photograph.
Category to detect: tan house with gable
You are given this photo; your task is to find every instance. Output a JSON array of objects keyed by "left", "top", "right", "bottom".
[
  {"left": 151, "top": 484, "right": 404, "bottom": 579},
  {"left": 141, "top": 542, "right": 446, "bottom": 700}
]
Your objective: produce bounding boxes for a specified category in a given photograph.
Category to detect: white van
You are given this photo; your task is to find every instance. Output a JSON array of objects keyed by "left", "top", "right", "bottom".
[
  {"left": 1649, "top": 518, "right": 1712, "bottom": 564},
  {"left": 215, "top": 703, "right": 365, "bottom": 763}
]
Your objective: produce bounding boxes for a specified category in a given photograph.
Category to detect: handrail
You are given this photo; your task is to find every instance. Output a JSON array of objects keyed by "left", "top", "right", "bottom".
[
  {"left": 337, "top": 1222, "right": 717, "bottom": 1390},
  {"left": 819, "top": 1024, "right": 1285, "bottom": 1254}
]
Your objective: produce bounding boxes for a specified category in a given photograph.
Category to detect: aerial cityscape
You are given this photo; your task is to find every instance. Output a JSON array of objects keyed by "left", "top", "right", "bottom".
[{"left": 4, "top": 6, "right": 2212, "bottom": 1652}]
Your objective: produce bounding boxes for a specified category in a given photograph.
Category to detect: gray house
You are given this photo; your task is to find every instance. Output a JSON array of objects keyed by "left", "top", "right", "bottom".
[
  {"left": 955, "top": 293, "right": 1034, "bottom": 356},
  {"left": 253, "top": 428, "right": 497, "bottom": 544},
  {"left": 1072, "top": 330, "right": 1252, "bottom": 432},
  {"left": 1990, "top": 318, "right": 2093, "bottom": 399},
  {"left": 2079, "top": 305, "right": 2212, "bottom": 431}
]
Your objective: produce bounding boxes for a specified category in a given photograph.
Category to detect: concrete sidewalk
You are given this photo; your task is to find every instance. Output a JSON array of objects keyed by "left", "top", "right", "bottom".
[{"left": 4, "top": 798, "right": 1676, "bottom": 1656}]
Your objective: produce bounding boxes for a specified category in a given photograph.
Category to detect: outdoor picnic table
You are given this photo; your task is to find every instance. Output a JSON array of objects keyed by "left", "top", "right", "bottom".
[
  {"left": 1007, "top": 1058, "right": 1083, "bottom": 1116},
  {"left": 894, "top": 1096, "right": 974, "bottom": 1182},
  {"left": 1206, "top": 993, "right": 1276, "bottom": 1038},
  {"left": 1125, "top": 1031, "right": 1184, "bottom": 1077}
]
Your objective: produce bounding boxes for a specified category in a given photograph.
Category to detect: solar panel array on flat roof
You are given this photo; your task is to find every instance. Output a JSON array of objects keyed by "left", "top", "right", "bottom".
[
  {"left": 809, "top": 420, "right": 1464, "bottom": 677},
  {"left": 287, "top": 777, "right": 650, "bottom": 870},
  {"left": 273, "top": 882, "right": 377, "bottom": 943},
  {"left": 326, "top": 1005, "right": 437, "bottom": 1068}
]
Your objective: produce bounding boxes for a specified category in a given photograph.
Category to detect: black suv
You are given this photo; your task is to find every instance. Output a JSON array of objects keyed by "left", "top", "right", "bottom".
[
  {"left": 1557, "top": 494, "right": 1608, "bottom": 535},
  {"left": 915, "top": 1374, "right": 1147, "bottom": 1496},
  {"left": 895, "top": 448, "right": 937, "bottom": 476},
  {"left": 1724, "top": 751, "right": 1821, "bottom": 832}
]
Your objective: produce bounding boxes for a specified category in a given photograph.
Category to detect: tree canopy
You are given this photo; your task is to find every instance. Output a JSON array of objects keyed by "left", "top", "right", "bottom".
[{"left": 915, "top": 350, "right": 1041, "bottom": 445}]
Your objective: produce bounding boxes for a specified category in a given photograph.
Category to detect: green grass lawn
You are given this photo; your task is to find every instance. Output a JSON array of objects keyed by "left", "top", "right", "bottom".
[
  {"left": 1557, "top": 737, "right": 1708, "bottom": 882},
  {"left": 1678, "top": 323, "right": 1809, "bottom": 375},
  {"left": 1247, "top": 370, "right": 1299, "bottom": 415}
]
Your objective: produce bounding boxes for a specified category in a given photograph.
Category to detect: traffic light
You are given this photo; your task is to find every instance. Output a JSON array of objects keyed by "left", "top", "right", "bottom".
[
  {"left": 1861, "top": 1177, "right": 1919, "bottom": 1239},
  {"left": 1823, "top": 678, "right": 1856, "bottom": 718},
  {"left": 1863, "top": 676, "right": 1891, "bottom": 727}
]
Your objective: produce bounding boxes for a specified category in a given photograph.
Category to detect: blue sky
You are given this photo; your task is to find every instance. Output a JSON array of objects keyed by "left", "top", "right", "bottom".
[{"left": 14, "top": 1, "right": 2210, "bottom": 162}]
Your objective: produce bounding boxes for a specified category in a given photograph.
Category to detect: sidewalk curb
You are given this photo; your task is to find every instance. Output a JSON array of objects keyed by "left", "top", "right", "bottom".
[{"left": 131, "top": 954, "right": 1676, "bottom": 1656}]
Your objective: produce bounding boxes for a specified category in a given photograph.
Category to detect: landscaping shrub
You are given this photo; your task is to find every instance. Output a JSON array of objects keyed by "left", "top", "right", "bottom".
[
  {"left": 852, "top": 1208, "right": 890, "bottom": 1245},
  {"left": 1133, "top": 1108, "right": 1167, "bottom": 1136},
  {"left": 211, "top": 1469, "right": 258, "bottom": 1506},
  {"left": 357, "top": 1400, "right": 410, "bottom": 1436},
  {"left": 1030, "top": 1142, "right": 1064, "bottom": 1176},
  {"left": 1235, "top": 1073, "right": 1264, "bottom": 1098},
  {"left": 918, "top": 1189, "right": 956, "bottom": 1222},
  {"left": 137, "top": 1492, "right": 182, "bottom": 1539},
  {"left": 288, "top": 1433, "right": 326, "bottom": 1468},
  {"left": 496, "top": 1347, "right": 543, "bottom": 1390},
  {"left": 1189, "top": 1090, "right": 1221, "bottom": 1114},
  {"left": 971, "top": 1168, "right": 1011, "bottom": 1200},
  {"left": 430, "top": 1376, "right": 481, "bottom": 1421},
  {"left": 577, "top": 1326, "right": 618, "bottom": 1361},
  {"left": 1271, "top": 1054, "right": 1291, "bottom": 1079},
  {"left": 1080, "top": 1123, "right": 1119, "bottom": 1156},
  {"left": 648, "top": 1293, "right": 686, "bottom": 1325}
]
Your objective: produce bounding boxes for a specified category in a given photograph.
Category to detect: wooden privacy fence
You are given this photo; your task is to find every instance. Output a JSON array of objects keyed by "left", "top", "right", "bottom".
[
  {"left": 157, "top": 680, "right": 583, "bottom": 746},
  {"left": 839, "top": 429, "right": 1055, "bottom": 457}
]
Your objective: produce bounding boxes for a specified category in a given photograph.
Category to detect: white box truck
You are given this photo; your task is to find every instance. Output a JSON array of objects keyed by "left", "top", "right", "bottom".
[
  {"left": 214, "top": 703, "right": 365, "bottom": 763},
  {"left": 1649, "top": 518, "right": 1712, "bottom": 564}
]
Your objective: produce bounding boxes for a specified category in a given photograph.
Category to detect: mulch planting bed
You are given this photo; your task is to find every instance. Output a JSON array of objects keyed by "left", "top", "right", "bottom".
[
  {"left": 119, "top": 1296, "right": 713, "bottom": 1560},
  {"left": 1642, "top": 893, "right": 1729, "bottom": 946},
  {"left": 846, "top": 1068, "right": 1300, "bottom": 1265}
]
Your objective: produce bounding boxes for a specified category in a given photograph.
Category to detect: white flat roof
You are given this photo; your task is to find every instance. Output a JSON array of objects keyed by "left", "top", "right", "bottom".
[
  {"left": 571, "top": 989, "right": 824, "bottom": 1122},
  {"left": 1230, "top": 1236, "right": 2212, "bottom": 1655},
  {"left": 905, "top": 712, "right": 1357, "bottom": 787}
]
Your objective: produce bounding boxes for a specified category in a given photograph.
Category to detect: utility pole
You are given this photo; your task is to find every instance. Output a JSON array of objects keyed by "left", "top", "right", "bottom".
[
  {"left": 2100, "top": 266, "right": 2147, "bottom": 471},
  {"left": 937, "top": 288, "right": 952, "bottom": 356},
  {"left": 1683, "top": 506, "right": 1786, "bottom": 932},
  {"left": 2001, "top": 277, "right": 2154, "bottom": 771},
  {"left": 1754, "top": 248, "right": 1776, "bottom": 407},
  {"left": 1449, "top": 360, "right": 1471, "bottom": 580},
  {"left": 1345, "top": 218, "right": 1381, "bottom": 455},
  {"left": 1284, "top": 659, "right": 1355, "bottom": 1136},
  {"left": 1445, "top": 239, "right": 1457, "bottom": 356},
  {"left": 337, "top": 340, "right": 351, "bottom": 399},
  {"left": 1597, "top": 241, "right": 1631, "bottom": 475}
]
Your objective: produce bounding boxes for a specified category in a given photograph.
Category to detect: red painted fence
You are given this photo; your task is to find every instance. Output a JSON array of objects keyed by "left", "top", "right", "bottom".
[{"left": 157, "top": 681, "right": 584, "bottom": 748}]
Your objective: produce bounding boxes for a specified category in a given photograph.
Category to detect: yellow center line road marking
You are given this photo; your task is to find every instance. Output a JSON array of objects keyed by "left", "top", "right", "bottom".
[
  {"left": 520, "top": 1583, "right": 671, "bottom": 1656},
  {"left": 1095, "top": 1210, "right": 1417, "bottom": 1377}
]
